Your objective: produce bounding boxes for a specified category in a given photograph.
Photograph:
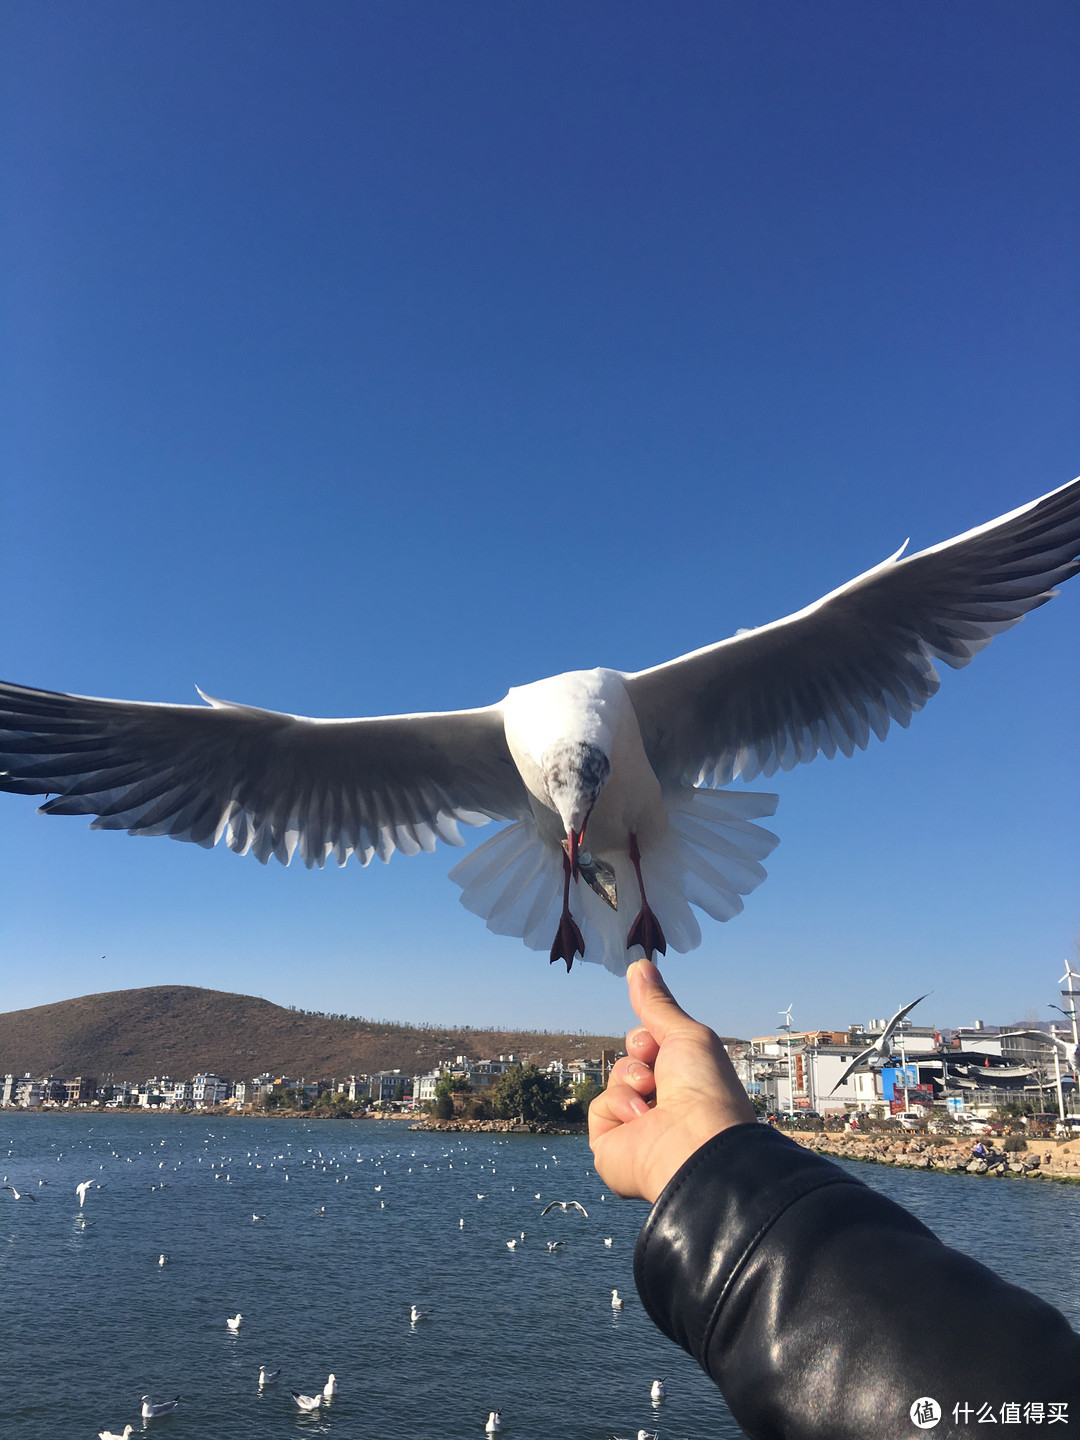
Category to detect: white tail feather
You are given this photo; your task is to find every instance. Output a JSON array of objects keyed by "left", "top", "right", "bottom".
[{"left": 448, "top": 787, "right": 779, "bottom": 976}]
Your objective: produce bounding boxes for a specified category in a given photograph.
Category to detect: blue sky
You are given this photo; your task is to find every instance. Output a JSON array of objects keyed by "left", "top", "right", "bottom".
[{"left": 1, "top": 2, "right": 1077, "bottom": 1044}]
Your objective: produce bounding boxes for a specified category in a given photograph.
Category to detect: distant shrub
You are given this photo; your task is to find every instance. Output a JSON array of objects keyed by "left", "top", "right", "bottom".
[{"left": 1003, "top": 1135, "right": 1027, "bottom": 1153}]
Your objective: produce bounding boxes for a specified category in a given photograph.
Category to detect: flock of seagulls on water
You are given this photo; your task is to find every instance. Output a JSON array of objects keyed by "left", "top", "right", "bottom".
[{"left": 5, "top": 1128, "right": 677, "bottom": 1436}]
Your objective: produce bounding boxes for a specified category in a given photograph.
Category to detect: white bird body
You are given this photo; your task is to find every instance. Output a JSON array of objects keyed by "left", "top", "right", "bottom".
[
  {"left": 485, "top": 1411, "right": 502, "bottom": 1432},
  {"left": 830, "top": 994, "right": 929, "bottom": 1093},
  {"left": 291, "top": 1390, "right": 322, "bottom": 1411},
  {"left": 410, "top": 1305, "right": 429, "bottom": 1323},
  {"left": 158, "top": 1253, "right": 168, "bottom": 1265},
  {"left": 323, "top": 1373, "right": 337, "bottom": 1397},
  {"left": 1, "top": 1185, "right": 35, "bottom": 1202},
  {"left": 75, "top": 1179, "right": 94, "bottom": 1207},
  {"left": 140, "top": 1395, "right": 180, "bottom": 1418},
  {"left": 611, "top": 1288, "right": 624, "bottom": 1309},
  {"left": 226, "top": 1312, "right": 242, "bottom": 1331},
  {"left": 650, "top": 1379, "right": 666, "bottom": 1400},
  {"left": 2, "top": 480, "right": 1077, "bottom": 974},
  {"left": 259, "top": 1365, "right": 280, "bottom": 1386},
  {"left": 98, "top": 1428, "right": 134, "bottom": 1439}
]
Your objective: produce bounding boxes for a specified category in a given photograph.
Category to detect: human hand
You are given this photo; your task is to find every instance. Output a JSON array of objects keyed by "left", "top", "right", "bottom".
[{"left": 588, "top": 959, "right": 756, "bottom": 1203}]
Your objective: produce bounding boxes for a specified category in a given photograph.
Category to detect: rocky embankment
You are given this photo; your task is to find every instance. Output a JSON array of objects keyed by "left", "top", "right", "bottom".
[
  {"left": 410, "top": 1118, "right": 585, "bottom": 1135},
  {"left": 789, "top": 1130, "right": 1080, "bottom": 1181}
]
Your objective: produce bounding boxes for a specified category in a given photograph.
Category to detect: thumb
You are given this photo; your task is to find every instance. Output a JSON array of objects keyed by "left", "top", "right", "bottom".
[{"left": 626, "top": 959, "right": 699, "bottom": 1042}]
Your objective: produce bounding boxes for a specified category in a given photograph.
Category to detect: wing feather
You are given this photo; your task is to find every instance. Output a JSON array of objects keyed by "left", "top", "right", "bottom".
[
  {"left": 0, "top": 681, "right": 529, "bottom": 867},
  {"left": 625, "top": 478, "right": 1080, "bottom": 785}
]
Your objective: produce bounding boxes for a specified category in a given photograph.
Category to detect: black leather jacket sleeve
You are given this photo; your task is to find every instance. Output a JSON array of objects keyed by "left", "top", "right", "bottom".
[{"left": 633, "top": 1124, "right": 1080, "bottom": 1439}]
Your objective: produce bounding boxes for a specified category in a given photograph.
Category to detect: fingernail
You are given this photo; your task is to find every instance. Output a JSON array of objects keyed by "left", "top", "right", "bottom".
[
  {"left": 629, "top": 1096, "right": 650, "bottom": 1116},
  {"left": 627, "top": 1062, "right": 648, "bottom": 1083}
]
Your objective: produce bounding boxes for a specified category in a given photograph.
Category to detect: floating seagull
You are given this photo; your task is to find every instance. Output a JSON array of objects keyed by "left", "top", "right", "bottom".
[
  {"left": 157, "top": 1254, "right": 168, "bottom": 1266},
  {"left": 226, "top": 1313, "right": 243, "bottom": 1331},
  {"left": 1, "top": 1185, "right": 36, "bottom": 1202},
  {"left": 291, "top": 1390, "right": 322, "bottom": 1411},
  {"left": 323, "top": 1373, "right": 338, "bottom": 1398},
  {"left": 141, "top": 1395, "right": 181, "bottom": 1418},
  {"left": 258, "top": 1365, "right": 281, "bottom": 1386},
  {"left": 541, "top": 1200, "right": 588, "bottom": 1218},
  {"left": 251, "top": 1213, "right": 263, "bottom": 1221},
  {"left": 547, "top": 1240, "right": 566, "bottom": 1252},
  {"left": 603, "top": 1237, "right": 613, "bottom": 1247},
  {"left": 485, "top": 1411, "right": 503, "bottom": 1433},
  {"left": 75, "top": 1179, "right": 94, "bottom": 1208},
  {"left": 650, "top": 1379, "right": 666, "bottom": 1401},
  {"left": 410, "top": 1305, "right": 430, "bottom": 1324},
  {"left": 611, "top": 1289, "right": 624, "bottom": 1310},
  {"left": 829, "top": 994, "right": 930, "bottom": 1093},
  {"left": 98, "top": 1428, "right": 134, "bottom": 1439},
  {"left": 506, "top": 1239, "right": 518, "bottom": 1250},
  {"left": 2, "top": 483, "right": 1076, "bottom": 973}
]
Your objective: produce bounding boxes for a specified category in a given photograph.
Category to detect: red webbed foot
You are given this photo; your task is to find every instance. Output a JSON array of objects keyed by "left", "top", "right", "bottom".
[
  {"left": 550, "top": 911, "right": 585, "bottom": 971},
  {"left": 626, "top": 904, "right": 667, "bottom": 960}
]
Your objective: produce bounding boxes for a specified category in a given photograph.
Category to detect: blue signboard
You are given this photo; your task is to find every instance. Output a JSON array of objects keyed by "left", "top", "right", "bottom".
[{"left": 881, "top": 1065, "right": 918, "bottom": 1102}]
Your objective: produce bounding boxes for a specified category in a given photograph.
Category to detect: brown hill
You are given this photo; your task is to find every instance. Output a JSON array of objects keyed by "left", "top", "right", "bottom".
[{"left": 0, "top": 986, "right": 625, "bottom": 1084}]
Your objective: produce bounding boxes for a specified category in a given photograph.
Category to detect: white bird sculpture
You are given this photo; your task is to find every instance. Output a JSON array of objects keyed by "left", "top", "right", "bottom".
[
  {"left": 140, "top": 1395, "right": 181, "bottom": 1419},
  {"left": 291, "top": 1390, "right": 322, "bottom": 1411},
  {"left": 75, "top": 1179, "right": 94, "bottom": 1208},
  {"left": 226, "top": 1312, "right": 243, "bottom": 1331},
  {"left": 1, "top": 481, "right": 1077, "bottom": 973},
  {"left": 829, "top": 994, "right": 930, "bottom": 1093}
]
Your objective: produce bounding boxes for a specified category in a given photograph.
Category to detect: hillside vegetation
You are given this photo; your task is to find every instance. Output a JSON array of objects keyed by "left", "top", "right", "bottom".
[{"left": 0, "top": 986, "right": 624, "bottom": 1083}]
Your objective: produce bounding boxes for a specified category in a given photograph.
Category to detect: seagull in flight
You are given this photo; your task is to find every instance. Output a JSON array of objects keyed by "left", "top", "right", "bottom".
[
  {"left": 1, "top": 481, "right": 1077, "bottom": 974},
  {"left": 75, "top": 1180, "right": 95, "bottom": 1208},
  {"left": 829, "top": 994, "right": 930, "bottom": 1093},
  {"left": 541, "top": 1200, "right": 588, "bottom": 1218},
  {"left": 1, "top": 1185, "right": 36, "bottom": 1202}
]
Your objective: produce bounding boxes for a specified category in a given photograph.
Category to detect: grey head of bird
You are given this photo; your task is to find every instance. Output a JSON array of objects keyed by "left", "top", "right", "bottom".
[{"left": 539, "top": 738, "right": 611, "bottom": 868}]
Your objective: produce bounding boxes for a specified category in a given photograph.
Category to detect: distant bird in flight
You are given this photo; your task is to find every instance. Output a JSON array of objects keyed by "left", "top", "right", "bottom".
[
  {"left": 75, "top": 1179, "right": 94, "bottom": 1208},
  {"left": 540, "top": 1199, "right": 589, "bottom": 1218},
  {"left": 829, "top": 994, "right": 930, "bottom": 1094},
  {"left": 1, "top": 480, "right": 1077, "bottom": 974},
  {"left": 1, "top": 1185, "right": 37, "bottom": 1202}
]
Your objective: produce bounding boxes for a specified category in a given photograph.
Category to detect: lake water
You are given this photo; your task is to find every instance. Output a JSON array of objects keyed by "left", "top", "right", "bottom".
[{"left": 2, "top": 1115, "right": 1078, "bottom": 1439}]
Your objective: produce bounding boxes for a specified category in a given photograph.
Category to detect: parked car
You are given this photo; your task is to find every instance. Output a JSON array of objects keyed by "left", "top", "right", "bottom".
[{"left": 892, "top": 1111, "right": 926, "bottom": 1131}]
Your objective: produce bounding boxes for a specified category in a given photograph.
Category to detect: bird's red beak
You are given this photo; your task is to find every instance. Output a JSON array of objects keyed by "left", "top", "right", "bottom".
[{"left": 566, "top": 823, "right": 586, "bottom": 880}]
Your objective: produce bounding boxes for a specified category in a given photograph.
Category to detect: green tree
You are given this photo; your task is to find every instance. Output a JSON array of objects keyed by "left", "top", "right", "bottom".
[
  {"left": 489, "top": 1065, "right": 568, "bottom": 1124},
  {"left": 434, "top": 1093, "right": 454, "bottom": 1120}
]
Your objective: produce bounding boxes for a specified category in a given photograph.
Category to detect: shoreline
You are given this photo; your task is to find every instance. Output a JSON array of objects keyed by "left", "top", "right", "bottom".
[{"left": 787, "top": 1129, "right": 1080, "bottom": 1184}]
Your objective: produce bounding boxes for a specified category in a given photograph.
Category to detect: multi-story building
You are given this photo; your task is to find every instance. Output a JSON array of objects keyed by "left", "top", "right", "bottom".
[{"left": 192, "top": 1074, "right": 229, "bottom": 1107}]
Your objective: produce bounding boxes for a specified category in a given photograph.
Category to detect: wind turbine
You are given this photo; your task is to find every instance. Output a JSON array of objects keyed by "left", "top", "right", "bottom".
[
  {"left": 778, "top": 1005, "right": 795, "bottom": 1120},
  {"left": 829, "top": 994, "right": 930, "bottom": 1096}
]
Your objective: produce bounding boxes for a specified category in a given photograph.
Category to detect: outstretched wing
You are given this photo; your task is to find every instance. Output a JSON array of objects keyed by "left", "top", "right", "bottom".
[
  {"left": 829, "top": 1044, "right": 877, "bottom": 1095},
  {"left": 624, "top": 478, "right": 1080, "bottom": 785},
  {"left": 569, "top": 1201, "right": 589, "bottom": 1217},
  {"left": 0, "top": 681, "right": 529, "bottom": 867},
  {"left": 882, "top": 992, "right": 930, "bottom": 1041}
]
